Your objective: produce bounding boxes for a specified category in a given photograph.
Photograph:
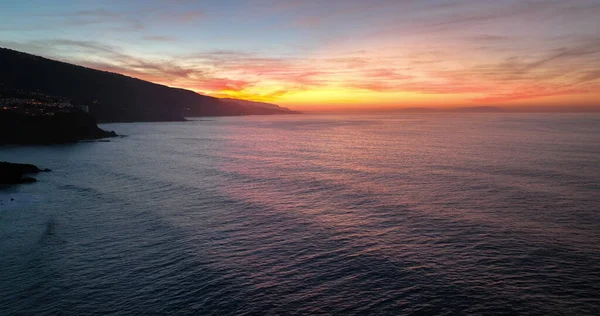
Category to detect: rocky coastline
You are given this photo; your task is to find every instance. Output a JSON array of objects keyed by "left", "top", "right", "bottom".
[
  {"left": 0, "top": 110, "right": 117, "bottom": 145},
  {"left": 0, "top": 161, "right": 50, "bottom": 185}
]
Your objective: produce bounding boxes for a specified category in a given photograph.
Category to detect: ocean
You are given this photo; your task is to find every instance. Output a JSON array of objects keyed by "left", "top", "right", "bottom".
[{"left": 1, "top": 113, "right": 599, "bottom": 315}]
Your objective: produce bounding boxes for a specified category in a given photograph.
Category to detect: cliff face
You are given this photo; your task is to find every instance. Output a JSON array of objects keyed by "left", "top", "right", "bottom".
[{"left": 0, "top": 48, "right": 297, "bottom": 122}]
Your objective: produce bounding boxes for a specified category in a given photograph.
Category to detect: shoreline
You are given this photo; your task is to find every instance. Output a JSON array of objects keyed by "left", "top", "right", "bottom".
[{"left": 0, "top": 162, "right": 50, "bottom": 186}]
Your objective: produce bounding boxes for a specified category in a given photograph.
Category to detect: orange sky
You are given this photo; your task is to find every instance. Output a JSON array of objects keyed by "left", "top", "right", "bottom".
[{"left": 2, "top": 0, "right": 599, "bottom": 110}]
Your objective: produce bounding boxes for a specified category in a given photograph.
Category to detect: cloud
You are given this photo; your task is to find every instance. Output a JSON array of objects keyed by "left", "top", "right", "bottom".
[
  {"left": 471, "top": 85, "right": 591, "bottom": 103},
  {"left": 142, "top": 35, "right": 177, "bottom": 42},
  {"left": 4, "top": 0, "right": 599, "bottom": 107},
  {"left": 37, "top": 5, "right": 203, "bottom": 33},
  {"left": 39, "top": 8, "right": 144, "bottom": 31},
  {"left": 326, "top": 57, "right": 370, "bottom": 69},
  {"left": 464, "top": 35, "right": 512, "bottom": 42},
  {"left": 211, "top": 88, "right": 295, "bottom": 101},
  {"left": 577, "top": 70, "right": 600, "bottom": 84},
  {"left": 3, "top": 39, "right": 203, "bottom": 85},
  {"left": 180, "top": 36, "right": 600, "bottom": 102},
  {"left": 69, "top": 9, "right": 120, "bottom": 18},
  {"left": 520, "top": 44, "right": 600, "bottom": 74},
  {"left": 7, "top": 39, "right": 305, "bottom": 100},
  {"left": 180, "top": 11, "right": 203, "bottom": 22},
  {"left": 8, "top": 34, "right": 598, "bottom": 105},
  {"left": 192, "top": 78, "right": 255, "bottom": 91}
]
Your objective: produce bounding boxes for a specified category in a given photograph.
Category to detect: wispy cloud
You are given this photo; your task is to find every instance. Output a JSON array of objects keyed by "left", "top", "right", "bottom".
[
  {"left": 42, "top": 8, "right": 145, "bottom": 31},
  {"left": 2, "top": 0, "right": 599, "bottom": 107},
  {"left": 142, "top": 35, "right": 177, "bottom": 42},
  {"left": 36, "top": 6, "right": 203, "bottom": 32}
]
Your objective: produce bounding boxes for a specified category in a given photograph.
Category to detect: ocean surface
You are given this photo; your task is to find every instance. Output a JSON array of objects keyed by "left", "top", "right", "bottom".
[{"left": 1, "top": 113, "right": 599, "bottom": 315}]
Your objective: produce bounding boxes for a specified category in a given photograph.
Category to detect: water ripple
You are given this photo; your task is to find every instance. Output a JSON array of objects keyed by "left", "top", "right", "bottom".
[{"left": 1, "top": 114, "right": 600, "bottom": 315}]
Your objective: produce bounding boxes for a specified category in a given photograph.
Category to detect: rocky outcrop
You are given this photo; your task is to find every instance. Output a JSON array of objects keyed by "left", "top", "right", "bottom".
[
  {"left": 0, "top": 110, "right": 117, "bottom": 145},
  {"left": 0, "top": 162, "right": 50, "bottom": 185}
]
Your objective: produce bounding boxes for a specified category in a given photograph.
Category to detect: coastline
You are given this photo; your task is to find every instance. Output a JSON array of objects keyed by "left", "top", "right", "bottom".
[
  {"left": 0, "top": 161, "right": 50, "bottom": 185},
  {"left": 0, "top": 110, "right": 117, "bottom": 145}
]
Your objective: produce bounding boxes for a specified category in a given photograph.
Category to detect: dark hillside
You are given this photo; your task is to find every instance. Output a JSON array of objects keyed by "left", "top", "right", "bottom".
[{"left": 0, "top": 48, "right": 296, "bottom": 122}]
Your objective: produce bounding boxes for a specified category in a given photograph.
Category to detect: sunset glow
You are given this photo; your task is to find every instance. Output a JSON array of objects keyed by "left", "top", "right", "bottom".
[{"left": 1, "top": 0, "right": 599, "bottom": 110}]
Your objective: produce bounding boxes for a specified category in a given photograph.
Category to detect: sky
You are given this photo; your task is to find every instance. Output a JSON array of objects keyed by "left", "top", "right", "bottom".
[{"left": 1, "top": 0, "right": 599, "bottom": 111}]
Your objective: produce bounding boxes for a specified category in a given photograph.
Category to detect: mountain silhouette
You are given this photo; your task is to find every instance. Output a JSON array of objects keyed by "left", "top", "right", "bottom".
[
  {"left": 0, "top": 47, "right": 298, "bottom": 122},
  {"left": 219, "top": 98, "right": 292, "bottom": 111}
]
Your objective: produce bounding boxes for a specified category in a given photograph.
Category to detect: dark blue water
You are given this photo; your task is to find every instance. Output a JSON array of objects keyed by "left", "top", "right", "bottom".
[{"left": 1, "top": 114, "right": 599, "bottom": 315}]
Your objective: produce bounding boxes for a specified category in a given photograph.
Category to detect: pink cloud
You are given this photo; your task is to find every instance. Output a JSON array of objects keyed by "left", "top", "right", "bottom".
[{"left": 193, "top": 78, "right": 255, "bottom": 92}]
